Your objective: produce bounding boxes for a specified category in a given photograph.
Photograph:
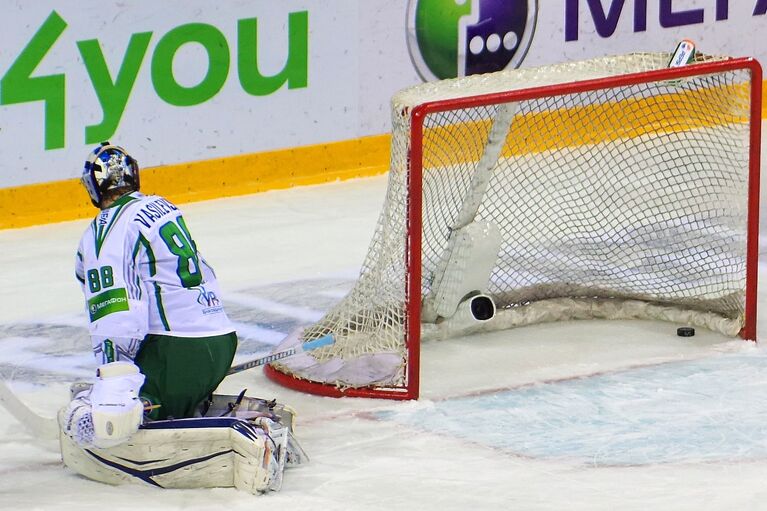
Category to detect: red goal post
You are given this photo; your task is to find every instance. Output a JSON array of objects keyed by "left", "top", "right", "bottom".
[{"left": 265, "top": 54, "right": 763, "bottom": 400}]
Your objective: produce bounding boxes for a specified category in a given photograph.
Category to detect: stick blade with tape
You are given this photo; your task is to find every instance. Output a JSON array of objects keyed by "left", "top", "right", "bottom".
[{"left": 301, "top": 334, "right": 335, "bottom": 351}]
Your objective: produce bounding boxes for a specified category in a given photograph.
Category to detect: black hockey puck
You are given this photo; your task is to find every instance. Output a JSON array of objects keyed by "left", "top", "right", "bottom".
[{"left": 677, "top": 326, "right": 695, "bottom": 337}]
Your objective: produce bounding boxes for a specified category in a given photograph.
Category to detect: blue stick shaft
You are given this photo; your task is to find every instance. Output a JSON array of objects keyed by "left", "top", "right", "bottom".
[{"left": 227, "top": 334, "right": 335, "bottom": 375}]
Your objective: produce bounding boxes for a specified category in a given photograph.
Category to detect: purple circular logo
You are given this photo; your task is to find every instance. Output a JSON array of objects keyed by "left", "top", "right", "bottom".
[{"left": 407, "top": 0, "right": 539, "bottom": 81}]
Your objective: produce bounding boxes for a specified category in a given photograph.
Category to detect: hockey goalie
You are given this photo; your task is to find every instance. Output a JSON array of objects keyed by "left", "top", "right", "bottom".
[{"left": 57, "top": 142, "right": 307, "bottom": 493}]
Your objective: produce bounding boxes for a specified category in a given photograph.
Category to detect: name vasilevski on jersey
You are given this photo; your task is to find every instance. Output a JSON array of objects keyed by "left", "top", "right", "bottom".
[{"left": 133, "top": 197, "right": 178, "bottom": 228}]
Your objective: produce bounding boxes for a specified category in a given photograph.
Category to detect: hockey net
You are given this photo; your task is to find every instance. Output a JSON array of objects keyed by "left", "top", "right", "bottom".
[{"left": 265, "top": 53, "right": 762, "bottom": 399}]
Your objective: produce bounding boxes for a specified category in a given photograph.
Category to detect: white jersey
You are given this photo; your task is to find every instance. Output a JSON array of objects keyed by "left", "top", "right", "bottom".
[{"left": 76, "top": 192, "right": 233, "bottom": 362}]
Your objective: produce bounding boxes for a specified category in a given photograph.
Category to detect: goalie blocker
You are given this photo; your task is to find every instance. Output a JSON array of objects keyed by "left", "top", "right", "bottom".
[{"left": 58, "top": 393, "right": 308, "bottom": 494}]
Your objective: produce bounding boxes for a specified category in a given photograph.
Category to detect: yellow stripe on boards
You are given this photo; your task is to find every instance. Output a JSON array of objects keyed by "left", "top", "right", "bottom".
[
  {"left": 0, "top": 80, "right": 764, "bottom": 231},
  {"left": 0, "top": 179, "right": 91, "bottom": 230},
  {"left": 422, "top": 82, "right": 753, "bottom": 164},
  {"left": 506, "top": 82, "right": 751, "bottom": 156},
  {"left": 0, "top": 135, "right": 391, "bottom": 230}
]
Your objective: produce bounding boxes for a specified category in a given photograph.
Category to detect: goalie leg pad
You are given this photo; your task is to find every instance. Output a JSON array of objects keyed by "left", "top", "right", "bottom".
[
  {"left": 59, "top": 416, "right": 287, "bottom": 493},
  {"left": 202, "top": 394, "right": 309, "bottom": 465},
  {"left": 232, "top": 417, "right": 288, "bottom": 493}
]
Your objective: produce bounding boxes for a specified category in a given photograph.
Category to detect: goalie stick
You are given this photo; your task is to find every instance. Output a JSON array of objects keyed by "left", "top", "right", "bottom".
[
  {"left": 0, "top": 380, "right": 59, "bottom": 441},
  {"left": 0, "top": 334, "right": 334, "bottom": 440},
  {"left": 228, "top": 334, "right": 335, "bottom": 375}
]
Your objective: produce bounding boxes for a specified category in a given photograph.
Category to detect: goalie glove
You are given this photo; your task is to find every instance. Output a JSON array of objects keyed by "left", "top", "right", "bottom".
[{"left": 60, "top": 362, "right": 145, "bottom": 449}]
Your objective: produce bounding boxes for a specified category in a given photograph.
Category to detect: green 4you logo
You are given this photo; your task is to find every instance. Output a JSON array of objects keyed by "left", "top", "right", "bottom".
[
  {"left": 406, "top": 0, "right": 538, "bottom": 81},
  {"left": 0, "top": 11, "right": 309, "bottom": 150}
]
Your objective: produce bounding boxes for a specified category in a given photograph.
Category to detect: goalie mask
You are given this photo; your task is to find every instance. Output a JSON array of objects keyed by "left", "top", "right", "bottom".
[{"left": 82, "top": 142, "right": 140, "bottom": 207}]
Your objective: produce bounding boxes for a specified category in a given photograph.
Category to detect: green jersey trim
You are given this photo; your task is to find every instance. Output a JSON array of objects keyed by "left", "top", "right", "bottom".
[
  {"left": 153, "top": 282, "right": 171, "bottom": 331},
  {"left": 133, "top": 233, "right": 157, "bottom": 276},
  {"left": 108, "top": 194, "right": 139, "bottom": 209},
  {"left": 92, "top": 196, "right": 139, "bottom": 257},
  {"left": 102, "top": 339, "right": 116, "bottom": 363}
]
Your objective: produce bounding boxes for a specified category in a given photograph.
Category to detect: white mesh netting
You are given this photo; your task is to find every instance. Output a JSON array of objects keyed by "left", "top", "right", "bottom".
[{"left": 268, "top": 53, "right": 756, "bottom": 395}]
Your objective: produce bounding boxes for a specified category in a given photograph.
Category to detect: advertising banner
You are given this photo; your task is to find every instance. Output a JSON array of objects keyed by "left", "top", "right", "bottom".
[
  {"left": 0, "top": 1, "right": 361, "bottom": 187},
  {"left": 0, "top": 1, "right": 764, "bottom": 197}
]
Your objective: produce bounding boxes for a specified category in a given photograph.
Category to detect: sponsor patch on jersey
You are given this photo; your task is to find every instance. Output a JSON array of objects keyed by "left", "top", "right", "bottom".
[
  {"left": 88, "top": 288, "right": 130, "bottom": 322},
  {"left": 193, "top": 285, "right": 224, "bottom": 315}
]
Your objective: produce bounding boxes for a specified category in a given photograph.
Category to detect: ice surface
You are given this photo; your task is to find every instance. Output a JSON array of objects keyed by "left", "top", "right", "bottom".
[{"left": 1, "top": 123, "right": 767, "bottom": 510}]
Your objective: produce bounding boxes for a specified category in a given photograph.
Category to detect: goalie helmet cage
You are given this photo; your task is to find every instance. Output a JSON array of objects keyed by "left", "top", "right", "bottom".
[{"left": 265, "top": 54, "right": 763, "bottom": 400}]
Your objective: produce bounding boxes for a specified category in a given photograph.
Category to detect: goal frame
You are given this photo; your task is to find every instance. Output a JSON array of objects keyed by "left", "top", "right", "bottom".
[{"left": 265, "top": 57, "right": 763, "bottom": 400}]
